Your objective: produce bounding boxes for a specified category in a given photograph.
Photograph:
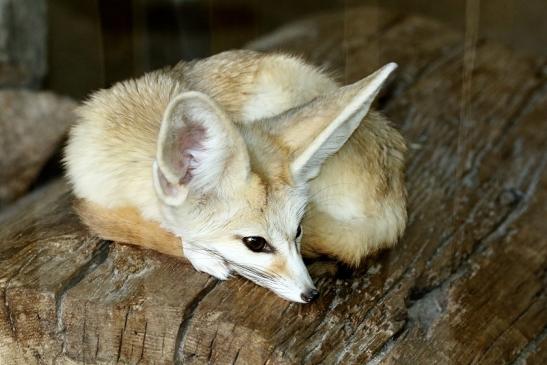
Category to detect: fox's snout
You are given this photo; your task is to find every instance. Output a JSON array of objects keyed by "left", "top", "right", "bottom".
[
  {"left": 272, "top": 278, "right": 318, "bottom": 304},
  {"left": 301, "top": 288, "right": 320, "bottom": 303},
  {"left": 269, "top": 251, "right": 318, "bottom": 303},
  {"left": 65, "top": 46, "right": 404, "bottom": 303}
]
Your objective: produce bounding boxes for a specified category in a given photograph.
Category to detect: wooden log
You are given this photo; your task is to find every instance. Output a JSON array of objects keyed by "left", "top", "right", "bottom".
[
  {"left": 0, "top": 181, "right": 106, "bottom": 363},
  {"left": 0, "top": 6, "right": 546, "bottom": 365}
]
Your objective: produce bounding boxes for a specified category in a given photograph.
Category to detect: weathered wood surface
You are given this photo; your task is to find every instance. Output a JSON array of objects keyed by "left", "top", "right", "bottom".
[{"left": 1, "top": 6, "right": 546, "bottom": 365}]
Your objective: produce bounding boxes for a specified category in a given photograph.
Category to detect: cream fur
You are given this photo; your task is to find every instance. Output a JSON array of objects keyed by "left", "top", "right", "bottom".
[{"left": 64, "top": 50, "right": 407, "bottom": 302}]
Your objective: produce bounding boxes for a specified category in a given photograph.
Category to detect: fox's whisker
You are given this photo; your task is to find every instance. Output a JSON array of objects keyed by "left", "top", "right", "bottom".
[{"left": 65, "top": 49, "right": 406, "bottom": 303}]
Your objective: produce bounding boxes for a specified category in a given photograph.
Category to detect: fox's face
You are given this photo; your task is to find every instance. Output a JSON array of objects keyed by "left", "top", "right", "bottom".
[{"left": 152, "top": 63, "right": 397, "bottom": 302}]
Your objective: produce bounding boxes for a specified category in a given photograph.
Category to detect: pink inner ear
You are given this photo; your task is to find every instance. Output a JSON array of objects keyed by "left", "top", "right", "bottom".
[
  {"left": 157, "top": 167, "right": 179, "bottom": 197},
  {"left": 169, "top": 123, "right": 207, "bottom": 185}
]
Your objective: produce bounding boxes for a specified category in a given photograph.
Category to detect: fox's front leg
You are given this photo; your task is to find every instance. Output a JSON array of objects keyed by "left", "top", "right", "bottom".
[{"left": 182, "top": 241, "right": 232, "bottom": 279}]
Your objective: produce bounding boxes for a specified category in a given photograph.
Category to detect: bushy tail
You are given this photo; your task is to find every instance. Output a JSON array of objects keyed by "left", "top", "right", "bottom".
[{"left": 301, "top": 199, "right": 407, "bottom": 266}]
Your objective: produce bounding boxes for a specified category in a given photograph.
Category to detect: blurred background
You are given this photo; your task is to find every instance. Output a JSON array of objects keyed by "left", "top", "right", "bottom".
[
  {"left": 35, "top": 0, "right": 547, "bottom": 99},
  {"left": 1, "top": 3, "right": 546, "bottom": 363}
]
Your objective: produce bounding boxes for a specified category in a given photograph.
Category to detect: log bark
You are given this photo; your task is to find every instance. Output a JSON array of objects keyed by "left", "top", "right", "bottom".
[{"left": 1, "top": 6, "right": 546, "bottom": 365}]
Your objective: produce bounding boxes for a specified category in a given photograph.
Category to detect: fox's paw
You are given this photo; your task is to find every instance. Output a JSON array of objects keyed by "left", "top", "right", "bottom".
[{"left": 183, "top": 242, "right": 232, "bottom": 280}]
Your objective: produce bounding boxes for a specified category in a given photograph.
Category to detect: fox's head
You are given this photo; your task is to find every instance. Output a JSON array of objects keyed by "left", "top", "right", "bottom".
[{"left": 152, "top": 63, "right": 397, "bottom": 302}]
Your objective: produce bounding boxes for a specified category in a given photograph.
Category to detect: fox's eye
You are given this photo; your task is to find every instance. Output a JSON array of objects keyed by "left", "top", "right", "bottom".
[
  {"left": 296, "top": 225, "right": 302, "bottom": 239},
  {"left": 242, "top": 236, "right": 273, "bottom": 253}
]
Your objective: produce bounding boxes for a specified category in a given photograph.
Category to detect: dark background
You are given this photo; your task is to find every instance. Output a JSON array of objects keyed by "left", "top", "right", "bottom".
[{"left": 47, "top": 0, "right": 547, "bottom": 99}]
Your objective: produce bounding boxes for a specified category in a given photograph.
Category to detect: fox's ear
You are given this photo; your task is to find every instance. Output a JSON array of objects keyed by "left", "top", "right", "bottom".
[
  {"left": 153, "top": 91, "right": 249, "bottom": 206},
  {"left": 271, "top": 63, "right": 397, "bottom": 184}
]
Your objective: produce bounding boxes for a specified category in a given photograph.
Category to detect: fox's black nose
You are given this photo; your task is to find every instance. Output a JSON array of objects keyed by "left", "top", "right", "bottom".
[{"left": 301, "top": 289, "right": 320, "bottom": 303}]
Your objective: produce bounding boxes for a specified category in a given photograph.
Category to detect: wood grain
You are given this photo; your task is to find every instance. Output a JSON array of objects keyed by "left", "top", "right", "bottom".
[{"left": 0, "top": 6, "right": 545, "bottom": 364}]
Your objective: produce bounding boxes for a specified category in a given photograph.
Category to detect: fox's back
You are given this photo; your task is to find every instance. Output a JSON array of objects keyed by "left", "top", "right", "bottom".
[
  {"left": 64, "top": 50, "right": 337, "bottom": 220},
  {"left": 64, "top": 50, "right": 407, "bottom": 268},
  {"left": 65, "top": 70, "right": 181, "bottom": 220}
]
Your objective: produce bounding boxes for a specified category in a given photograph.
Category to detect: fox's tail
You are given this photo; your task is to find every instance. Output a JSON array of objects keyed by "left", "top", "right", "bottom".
[{"left": 301, "top": 199, "right": 407, "bottom": 266}]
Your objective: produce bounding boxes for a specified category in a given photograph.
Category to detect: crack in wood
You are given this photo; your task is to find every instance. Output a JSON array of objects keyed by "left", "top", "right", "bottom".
[
  {"left": 475, "top": 291, "right": 546, "bottom": 364},
  {"left": 422, "top": 136, "right": 547, "bottom": 293},
  {"left": 3, "top": 251, "right": 39, "bottom": 338},
  {"left": 411, "top": 178, "right": 538, "bottom": 304},
  {"left": 206, "top": 327, "right": 219, "bottom": 363},
  {"left": 173, "top": 278, "right": 219, "bottom": 364},
  {"left": 263, "top": 295, "right": 336, "bottom": 363},
  {"left": 2, "top": 6, "right": 546, "bottom": 364},
  {"left": 265, "top": 40, "right": 484, "bottom": 358},
  {"left": 364, "top": 322, "right": 408, "bottom": 365},
  {"left": 296, "top": 319, "right": 334, "bottom": 363},
  {"left": 54, "top": 240, "right": 111, "bottom": 360},
  {"left": 311, "top": 250, "right": 420, "bottom": 363},
  {"left": 161, "top": 329, "right": 166, "bottom": 358},
  {"left": 137, "top": 320, "right": 148, "bottom": 364},
  {"left": 94, "top": 332, "right": 99, "bottom": 360},
  {"left": 82, "top": 303, "right": 87, "bottom": 365},
  {"left": 405, "top": 68, "right": 547, "bottom": 287},
  {"left": 232, "top": 347, "right": 241, "bottom": 365},
  {"left": 287, "top": 261, "right": 417, "bottom": 364},
  {"left": 509, "top": 325, "right": 547, "bottom": 365},
  {"left": 297, "top": 145, "right": 544, "bottom": 363},
  {"left": 263, "top": 145, "right": 544, "bottom": 364},
  {"left": 116, "top": 308, "right": 130, "bottom": 363}
]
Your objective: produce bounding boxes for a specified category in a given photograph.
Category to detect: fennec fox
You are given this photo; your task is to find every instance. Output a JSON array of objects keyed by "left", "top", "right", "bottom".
[{"left": 64, "top": 50, "right": 407, "bottom": 303}]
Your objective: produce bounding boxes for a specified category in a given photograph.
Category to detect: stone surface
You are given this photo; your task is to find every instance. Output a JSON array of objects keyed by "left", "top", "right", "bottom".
[
  {"left": 0, "top": 5, "right": 546, "bottom": 365},
  {"left": 0, "top": 0, "right": 47, "bottom": 87},
  {"left": 0, "top": 90, "right": 77, "bottom": 208}
]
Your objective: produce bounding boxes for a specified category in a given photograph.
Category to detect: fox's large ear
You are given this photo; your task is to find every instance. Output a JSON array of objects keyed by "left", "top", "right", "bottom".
[
  {"left": 153, "top": 91, "right": 249, "bottom": 206},
  {"left": 270, "top": 63, "right": 397, "bottom": 184}
]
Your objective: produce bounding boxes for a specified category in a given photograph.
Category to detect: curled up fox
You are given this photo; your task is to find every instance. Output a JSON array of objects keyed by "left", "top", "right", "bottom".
[{"left": 64, "top": 50, "right": 407, "bottom": 303}]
